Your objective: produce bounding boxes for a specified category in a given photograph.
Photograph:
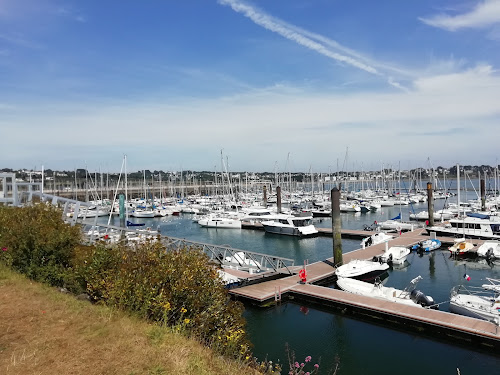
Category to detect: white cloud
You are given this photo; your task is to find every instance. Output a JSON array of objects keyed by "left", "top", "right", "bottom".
[
  {"left": 2, "top": 65, "right": 499, "bottom": 170},
  {"left": 218, "top": 0, "right": 412, "bottom": 90},
  {"left": 420, "top": 0, "right": 500, "bottom": 31}
]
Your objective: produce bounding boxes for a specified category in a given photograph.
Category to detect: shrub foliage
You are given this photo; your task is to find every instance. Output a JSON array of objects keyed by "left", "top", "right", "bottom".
[
  {"left": 0, "top": 204, "right": 251, "bottom": 360},
  {"left": 0, "top": 204, "right": 81, "bottom": 286}
]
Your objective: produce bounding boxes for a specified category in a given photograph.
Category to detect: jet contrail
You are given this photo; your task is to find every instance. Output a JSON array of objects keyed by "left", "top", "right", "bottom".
[{"left": 218, "top": 0, "right": 380, "bottom": 75}]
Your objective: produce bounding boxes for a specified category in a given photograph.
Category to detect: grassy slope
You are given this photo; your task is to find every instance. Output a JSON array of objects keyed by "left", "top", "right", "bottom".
[{"left": 0, "top": 265, "right": 258, "bottom": 375}]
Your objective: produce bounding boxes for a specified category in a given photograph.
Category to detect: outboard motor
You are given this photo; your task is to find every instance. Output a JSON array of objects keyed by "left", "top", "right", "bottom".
[
  {"left": 486, "top": 248, "right": 495, "bottom": 262},
  {"left": 386, "top": 253, "right": 393, "bottom": 265},
  {"left": 410, "top": 289, "right": 438, "bottom": 309}
]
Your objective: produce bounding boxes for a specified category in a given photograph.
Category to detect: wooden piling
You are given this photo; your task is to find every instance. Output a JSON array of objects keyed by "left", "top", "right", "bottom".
[
  {"left": 276, "top": 186, "right": 282, "bottom": 214},
  {"left": 481, "top": 179, "right": 486, "bottom": 211},
  {"left": 331, "top": 187, "right": 343, "bottom": 266},
  {"left": 427, "top": 182, "right": 434, "bottom": 226}
]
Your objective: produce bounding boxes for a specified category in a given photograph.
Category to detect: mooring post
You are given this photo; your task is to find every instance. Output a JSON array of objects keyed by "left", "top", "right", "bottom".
[
  {"left": 427, "top": 182, "right": 434, "bottom": 227},
  {"left": 276, "top": 185, "right": 282, "bottom": 214},
  {"left": 331, "top": 187, "right": 343, "bottom": 266},
  {"left": 119, "top": 193, "right": 126, "bottom": 228},
  {"left": 481, "top": 179, "right": 486, "bottom": 211},
  {"left": 263, "top": 185, "right": 267, "bottom": 207}
]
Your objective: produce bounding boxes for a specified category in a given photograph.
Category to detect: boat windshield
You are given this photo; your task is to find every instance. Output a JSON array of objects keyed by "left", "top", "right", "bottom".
[
  {"left": 491, "top": 224, "right": 500, "bottom": 234},
  {"left": 293, "top": 218, "right": 311, "bottom": 227}
]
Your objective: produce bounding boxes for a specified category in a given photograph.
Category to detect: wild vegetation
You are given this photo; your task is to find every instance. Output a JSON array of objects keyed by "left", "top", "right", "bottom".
[{"left": 0, "top": 204, "right": 282, "bottom": 374}]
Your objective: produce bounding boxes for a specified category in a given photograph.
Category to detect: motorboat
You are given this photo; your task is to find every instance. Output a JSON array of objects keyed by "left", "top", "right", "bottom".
[
  {"left": 239, "top": 207, "right": 287, "bottom": 224},
  {"left": 335, "top": 259, "right": 389, "bottom": 282},
  {"left": 198, "top": 213, "right": 242, "bottom": 229},
  {"left": 224, "top": 251, "right": 261, "bottom": 269},
  {"left": 377, "top": 214, "right": 417, "bottom": 231},
  {"left": 360, "top": 232, "right": 394, "bottom": 248},
  {"left": 339, "top": 201, "right": 361, "bottom": 212},
  {"left": 449, "top": 278, "right": 500, "bottom": 322},
  {"left": 77, "top": 206, "right": 110, "bottom": 218},
  {"left": 217, "top": 270, "right": 241, "bottom": 286},
  {"left": 426, "top": 216, "right": 500, "bottom": 240},
  {"left": 130, "top": 208, "right": 155, "bottom": 218},
  {"left": 311, "top": 208, "right": 331, "bottom": 217},
  {"left": 336, "top": 275, "right": 437, "bottom": 309},
  {"left": 476, "top": 241, "right": 500, "bottom": 259},
  {"left": 261, "top": 214, "right": 318, "bottom": 237},
  {"left": 449, "top": 239, "right": 475, "bottom": 256},
  {"left": 378, "top": 246, "right": 411, "bottom": 265},
  {"left": 411, "top": 238, "right": 441, "bottom": 253},
  {"left": 409, "top": 209, "right": 454, "bottom": 221}
]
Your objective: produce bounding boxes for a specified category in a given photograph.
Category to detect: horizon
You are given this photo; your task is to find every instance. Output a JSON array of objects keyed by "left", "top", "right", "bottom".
[{"left": 1, "top": 1, "right": 500, "bottom": 171}]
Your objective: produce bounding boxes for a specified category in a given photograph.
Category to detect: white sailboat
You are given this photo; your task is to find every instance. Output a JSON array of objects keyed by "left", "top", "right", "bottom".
[{"left": 450, "top": 278, "right": 500, "bottom": 322}]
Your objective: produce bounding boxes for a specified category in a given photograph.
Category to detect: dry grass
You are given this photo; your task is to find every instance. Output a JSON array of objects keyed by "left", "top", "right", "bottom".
[{"left": 0, "top": 265, "right": 259, "bottom": 375}]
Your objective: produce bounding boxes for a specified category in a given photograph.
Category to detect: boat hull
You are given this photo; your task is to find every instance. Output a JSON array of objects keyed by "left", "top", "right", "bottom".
[
  {"left": 450, "top": 295, "right": 500, "bottom": 322},
  {"left": 262, "top": 224, "right": 318, "bottom": 237}
]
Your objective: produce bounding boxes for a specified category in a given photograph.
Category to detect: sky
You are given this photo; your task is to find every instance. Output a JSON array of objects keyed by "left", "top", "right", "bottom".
[{"left": 1, "top": 0, "right": 500, "bottom": 173}]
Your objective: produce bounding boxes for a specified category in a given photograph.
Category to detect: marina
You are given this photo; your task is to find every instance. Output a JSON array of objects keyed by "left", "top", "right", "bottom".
[{"left": 3, "top": 171, "right": 500, "bottom": 373}]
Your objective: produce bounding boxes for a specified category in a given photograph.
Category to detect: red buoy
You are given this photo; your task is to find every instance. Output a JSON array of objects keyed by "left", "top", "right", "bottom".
[{"left": 299, "top": 269, "right": 307, "bottom": 283}]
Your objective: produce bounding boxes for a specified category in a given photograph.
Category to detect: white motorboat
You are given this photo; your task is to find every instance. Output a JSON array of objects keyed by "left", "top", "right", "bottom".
[
  {"left": 449, "top": 278, "right": 500, "bottom": 322},
  {"left": 77, "top": 206, "right": 110, "bottom": 218},
  {"left": 449, "top": 239, "right": 475, "bottom": 256},
  {"left": 335, "top": 259, "right": 389, "bottom": 282},
  {"left": 224, "top": 251, "right": 261, "bottom": 269},
  {"left": 261, "top": 214, "right": 318, "bottom": 237},
  {"left": 377, "top": 218, "right": 416, "bottom": 231},
  {"left": 217, "top": 270, "right": 241, "bottom": 286},
  {"left": 336, "top": 275, "right": 437, "bottom": 308},
  {"left": 240, "top": 207, "right": 287, "bottom": 224},
  {"left": 409, "top": 209, "right": 454, "bottom": 221},
  {"left": 360, "top": 232, "right": 394, "bottom": 248},
  {"left": 378, "top": 246, "right": 410, "bottom": 265},
  {"left": 426, "top": 216, "right": 500, "bottom": 240},
  {"left": 198, "top": 213, "right": 242, "bottom": 229},
  {"left": 130, "top": 208, "right": 155, "bottom": 218},
  {"left": 476, "top": 241, "right": 500, "bottom": 259},
  {"left": 340, "top": 201, "right": 361, "bottom": 212}
]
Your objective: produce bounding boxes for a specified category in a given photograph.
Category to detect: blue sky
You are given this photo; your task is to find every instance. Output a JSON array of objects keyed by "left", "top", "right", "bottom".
[{"left": 1, "top": 0, "right": 500, "bottom": 173}]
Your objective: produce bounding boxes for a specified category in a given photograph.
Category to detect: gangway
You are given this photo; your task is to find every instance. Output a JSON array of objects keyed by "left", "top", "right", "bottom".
[{"left": 24, "top": 192, "right": 295, "bottom": 275}]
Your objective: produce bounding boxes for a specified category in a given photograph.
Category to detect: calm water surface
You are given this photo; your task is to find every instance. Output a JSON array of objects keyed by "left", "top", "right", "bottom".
[{"left": 105, "top": 191, "right": 500, "bottom": 374}]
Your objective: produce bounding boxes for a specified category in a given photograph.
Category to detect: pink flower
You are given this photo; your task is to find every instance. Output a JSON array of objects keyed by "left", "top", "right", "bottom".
[
  {"left": 1, "top": 247, "right": 7, "bottom": 251},
  {"left": 301, "top": 363, "right": 304, "bottom": 367},
  {"left": 305, "top": 356, "right": 312, "bottom": 362},
  {"left": 295, "top": 362, "right": 300, "bottom": 368},
  {"left": 314, "top": 364, "right": 319, "bottom": 368},
  {"left": 305, "top": 373, "right": 310, "bottom": 375}
]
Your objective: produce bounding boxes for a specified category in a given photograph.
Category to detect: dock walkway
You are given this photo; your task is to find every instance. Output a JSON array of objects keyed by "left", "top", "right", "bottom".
[{"left": 228, "top": 228, "right": 500, "bottom": 350}]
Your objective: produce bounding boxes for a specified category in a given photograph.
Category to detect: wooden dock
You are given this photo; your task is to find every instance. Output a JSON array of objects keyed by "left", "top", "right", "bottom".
[{"left": 228, "top": 228, "right": 500, "bottom": 351}]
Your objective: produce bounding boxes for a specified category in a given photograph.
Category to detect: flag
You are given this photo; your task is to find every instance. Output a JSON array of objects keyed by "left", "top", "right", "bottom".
[{"left": 463, "top": 273, "right": 471, "bottom": 281}]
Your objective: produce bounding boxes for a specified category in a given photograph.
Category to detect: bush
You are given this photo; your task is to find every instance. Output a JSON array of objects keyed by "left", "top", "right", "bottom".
[
  {"left": 0, "top": 204, "right": 254, "bottom": 361},
  {"left": 0, "top": 204, "right": 81, "bottom": 287},
  {"left": 78, "top": 240, "right": 251, "bottom": 359}
]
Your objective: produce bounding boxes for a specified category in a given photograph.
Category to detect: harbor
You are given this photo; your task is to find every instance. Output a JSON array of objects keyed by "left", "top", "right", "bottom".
[{"left": 3, "top": 171, "right": 500, "bottom": 373}]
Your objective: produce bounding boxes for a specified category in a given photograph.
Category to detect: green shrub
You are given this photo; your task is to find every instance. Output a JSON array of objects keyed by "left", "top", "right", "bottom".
[
  {"left": 79, "top": 240, "right": 251, "bottom": 359},
  {"left": 0, "top": 204, "right": 81, "bottom": 287}
]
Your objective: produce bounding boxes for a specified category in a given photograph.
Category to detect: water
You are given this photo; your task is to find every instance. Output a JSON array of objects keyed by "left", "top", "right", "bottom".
[{"left": 101, "top": 191, "right": 500, "bottom": 374}]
